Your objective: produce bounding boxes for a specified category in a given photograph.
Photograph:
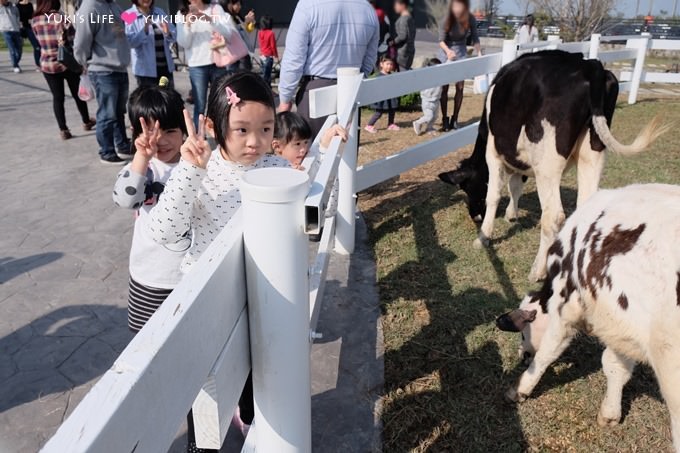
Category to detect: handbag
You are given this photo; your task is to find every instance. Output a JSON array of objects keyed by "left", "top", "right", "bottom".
[
  {"left": 210, "top": 6, "right": 249, "bottom": 67},
  {"left": 57, "top": 23, "right": 82, "bottom": 73}
]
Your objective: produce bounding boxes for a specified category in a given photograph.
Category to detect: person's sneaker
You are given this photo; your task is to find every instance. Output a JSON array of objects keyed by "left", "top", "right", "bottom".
[
  {"left": 116, "top": 149, "right": 133, "bottom": 160},
  {"left": 412, "top": 121, "right": 421, "bottom": 135},
  {"left": 60, "top": 129, "right": 73, "bottom": 140},
  {"left": 12, "top": 67, "right": 21, "bottom": 73},
  {"left": 364, "top": 125, "right": 377, "bottom": 133},
  {"left": 100, "top": 154, "right": 126, "bottom": 165},
  {"left": 387, "top": 123, "right": 400, "bottom": 131},
  {"left": 82, "top": 118, "right": 96, "bottom": 131}
]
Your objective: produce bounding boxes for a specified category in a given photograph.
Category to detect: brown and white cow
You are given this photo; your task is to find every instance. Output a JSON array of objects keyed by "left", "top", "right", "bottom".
[
  {"left": 439, "top": 50, "right": 667, "bottom": 281},
  {"left": 496, "top": 184, "right": 680, "bottom": 451}
]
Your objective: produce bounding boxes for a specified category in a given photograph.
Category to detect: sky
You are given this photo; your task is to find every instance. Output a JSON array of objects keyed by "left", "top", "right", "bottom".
[{"left": 498, "top": 0, "right": 680, "bottom": 17}]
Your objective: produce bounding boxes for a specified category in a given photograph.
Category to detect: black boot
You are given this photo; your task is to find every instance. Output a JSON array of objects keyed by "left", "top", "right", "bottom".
[
  {"left": 439, "top": 115, "right": 450, "bottom": 132},
  {"left": 449, "top": 117, "right": 459, "bottom": 130}
]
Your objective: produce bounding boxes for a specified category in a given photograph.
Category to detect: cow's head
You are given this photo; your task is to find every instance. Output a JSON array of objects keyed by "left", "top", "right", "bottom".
[
  {"left": 438, "top": 158, "right": 487, "bottom": 222},
  {"left": 495, "top": 293, "right": 550, "bottom": 364}
]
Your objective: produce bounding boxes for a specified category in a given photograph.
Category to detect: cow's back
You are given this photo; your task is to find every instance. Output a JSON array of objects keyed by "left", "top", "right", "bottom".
[{"left": 558, "top": 184, "right": 680, "bottom": 362}]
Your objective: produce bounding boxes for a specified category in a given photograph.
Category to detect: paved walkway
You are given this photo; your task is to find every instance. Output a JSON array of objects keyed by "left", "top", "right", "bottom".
[{"left": 0, "top": 51, "right": 382, "bottom": 452}]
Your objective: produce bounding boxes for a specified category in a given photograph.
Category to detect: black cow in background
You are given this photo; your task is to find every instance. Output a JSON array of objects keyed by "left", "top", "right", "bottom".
[{"left": 439, "top": 50, "right": 667, "bottom": 282}]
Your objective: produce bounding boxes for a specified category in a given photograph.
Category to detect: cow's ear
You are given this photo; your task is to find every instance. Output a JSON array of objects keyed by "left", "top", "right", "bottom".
[
  {"left": 438, "top": 168, "right": 475, "bottom": 186},
  {"left": 496, "top": 309, "right": 537, "bottom": 332}
]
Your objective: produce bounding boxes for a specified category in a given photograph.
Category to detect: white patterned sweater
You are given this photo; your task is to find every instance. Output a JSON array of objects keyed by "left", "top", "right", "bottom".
[{"left": 147, "top": 148, "right": 289, "bottom": 273}]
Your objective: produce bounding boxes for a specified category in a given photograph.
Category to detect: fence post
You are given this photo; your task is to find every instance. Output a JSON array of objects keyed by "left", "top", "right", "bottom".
[
  {"left": 628, "top": 32, "right": 650, "bottom": 105},
  {"left": 589, "top": 33, "right": 601, "bottom": 59},
  {"left": 501, "top": 39, "right": 517, "bottom": 65},
  {"left": 240, "top": 168, "right": 312, "bottom": 453},
  {"left": 335, "top": 67, "right": 360, "bottom": 255}
]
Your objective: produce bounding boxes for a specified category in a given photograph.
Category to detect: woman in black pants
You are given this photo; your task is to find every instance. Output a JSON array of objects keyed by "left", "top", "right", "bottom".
[{"left": 32, "top": 0, "right": 95, "bottom": 140}]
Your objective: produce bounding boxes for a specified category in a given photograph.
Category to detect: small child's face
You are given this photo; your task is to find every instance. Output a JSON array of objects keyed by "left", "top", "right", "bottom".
[
  {"left": 273, "top": 135, "right": 311, "bottom": 168},
  {"left": 381, "top": 59, "right": 396, "bottom": 73},
  {"left": 224, "top": 101, "right": 275, "bottom": 165},
  {"left": 156, "top": 128, "right": 183, "bottom": 163}
]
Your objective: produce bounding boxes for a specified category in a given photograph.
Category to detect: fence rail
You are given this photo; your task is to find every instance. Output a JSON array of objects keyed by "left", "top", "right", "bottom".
[{"left": 41, "top": 32, "right": 680, "bottom": 453}]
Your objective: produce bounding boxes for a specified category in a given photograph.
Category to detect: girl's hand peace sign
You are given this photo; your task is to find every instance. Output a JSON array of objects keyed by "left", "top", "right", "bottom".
[
  {"left": 135, "top": 117, "right": 161, "bottom": 160},
  {"left": 181, "top": 110, "right": 212, "bottom": 169}
]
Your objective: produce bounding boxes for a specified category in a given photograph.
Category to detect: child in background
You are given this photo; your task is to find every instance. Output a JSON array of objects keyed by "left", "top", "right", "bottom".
[
  {"left": 258, "top": 15, "right": 278, "bottom": 85},
  {"left": 413, "top": 58, "right": 443, "bottom": 136},
  {"left": 364, "top": 56, "right": 400, "bottom": 133},
  {"left": 273, "top": 111, "right": 347, "bottom": 170},
  {"left": 147, "top": 73, "right": 288, "bottom": 445},
  {"left": 112, "top": 77, "right": 188, "bottom": 332}
]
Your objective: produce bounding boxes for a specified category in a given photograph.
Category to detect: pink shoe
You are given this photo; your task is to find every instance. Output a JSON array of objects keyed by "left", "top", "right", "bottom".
[
  {"left": 387, "top": 124, "right": 400, "bottom": 131},
  {"left": 364, "top": 125, "right": 377, "bottom": 133},
  {"left": 231, "top": 406, "right": 251, "bottom": 438}
]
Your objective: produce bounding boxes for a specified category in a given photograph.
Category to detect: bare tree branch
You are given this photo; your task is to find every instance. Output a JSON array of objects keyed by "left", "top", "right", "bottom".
[{"left": 530, "top": 0, "right": 617, "bottom": 40}]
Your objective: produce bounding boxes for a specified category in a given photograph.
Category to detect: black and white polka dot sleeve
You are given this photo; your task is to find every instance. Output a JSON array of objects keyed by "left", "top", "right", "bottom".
[
  {"left": 112, "top": 164, "right": 147, "bottom": 210},
  {"left": 146, "top": 159, "right": 206, "bottom": 245}
]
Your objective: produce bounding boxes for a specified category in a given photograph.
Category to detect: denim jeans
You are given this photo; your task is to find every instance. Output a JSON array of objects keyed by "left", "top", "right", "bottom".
[
  {"left": 21, "top": 27, "right": 41, "bottom": 67},
  {"left": 188, "top": 64, "right": 226, "bottom": 129},
  {"left": 89, "top": 70, "right": 130, "bottom": 158},
  {"left": 2, "top": 31, "right": 23, "bottom": 68},
  {"left": 261, "top": 56, "right": 273, "bottom": 85}
]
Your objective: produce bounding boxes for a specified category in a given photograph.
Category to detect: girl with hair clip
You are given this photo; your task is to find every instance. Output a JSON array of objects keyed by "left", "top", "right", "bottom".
[{"left": 147, "top": 73, "right": 289, "bottom": 448}]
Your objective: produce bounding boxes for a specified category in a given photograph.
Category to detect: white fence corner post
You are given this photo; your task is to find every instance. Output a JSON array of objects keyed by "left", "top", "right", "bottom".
[
  {"left": 335, "top": 67, "right": 361, "bottom": 255},
  {"left": 240, "top": 168, "right": 312, "bottom": 453},
  {"left": 627, "top": 32, "right": 650, "bottom": 105},
  {"left": 589, "top": 33, "right": 601, "bottom": 59},
  {"left": 501, "top": 39, "right": 517, "bottom": 65}
]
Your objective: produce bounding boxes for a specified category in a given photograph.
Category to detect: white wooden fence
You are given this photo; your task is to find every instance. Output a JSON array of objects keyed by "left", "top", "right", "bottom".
[{"left": 41, "top": 33, "right": 679, "bottom": 453}]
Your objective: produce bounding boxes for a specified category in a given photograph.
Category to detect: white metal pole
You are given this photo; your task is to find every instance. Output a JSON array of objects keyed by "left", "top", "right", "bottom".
[
  {"left": 589, "top": 33, "right": 601, "bottom": 59},
  {"left": 335, "top": 67, "right": 360, "bottom": 255},
  {"left": 240, "top": 168, "right": 312, "bottom": 453},
  {"left": 501, "top": 39, "right": 517, "bottom": 65},
  {"left": 628, "top": 32, "right": 650, "bottom": 105}
]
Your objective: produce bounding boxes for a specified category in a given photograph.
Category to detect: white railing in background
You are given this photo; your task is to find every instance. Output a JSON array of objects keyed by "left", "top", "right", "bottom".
[{"left": 41, "top": 32, "right": 679, "bottom": 453}]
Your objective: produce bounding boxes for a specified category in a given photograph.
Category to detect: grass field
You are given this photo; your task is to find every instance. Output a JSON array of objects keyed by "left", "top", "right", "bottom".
[{"left": 357, "top": 93, "right": 680, "bottom": 452}]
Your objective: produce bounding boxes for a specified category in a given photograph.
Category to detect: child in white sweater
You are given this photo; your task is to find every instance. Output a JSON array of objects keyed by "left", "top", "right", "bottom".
[
  {"left": 146, "top": 73, "right": 288, "bottom": 446},
  {"left": 112, "top": 78, "right": 187, "bottom": 332},
  {"left": 413, "top": 58, "right": 443, "bottom": 136}
]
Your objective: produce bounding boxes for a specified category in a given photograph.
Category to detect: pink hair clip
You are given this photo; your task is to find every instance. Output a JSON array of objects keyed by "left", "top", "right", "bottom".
[{"left": 225, "top": 86, "right": 241, "bottom": 106}]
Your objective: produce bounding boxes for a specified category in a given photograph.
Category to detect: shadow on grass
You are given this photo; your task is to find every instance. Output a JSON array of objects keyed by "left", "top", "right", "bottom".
[{"left": 364, "top": 180, "right": 529, "bottom": 451}]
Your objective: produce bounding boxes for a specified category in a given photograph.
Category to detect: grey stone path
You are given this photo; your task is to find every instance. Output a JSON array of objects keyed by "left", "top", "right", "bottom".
[{"left": 0, "top": 51, "right": 382, "bottom": 452}]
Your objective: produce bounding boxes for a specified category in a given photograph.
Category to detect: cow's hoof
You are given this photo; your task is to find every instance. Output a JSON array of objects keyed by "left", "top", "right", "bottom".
[
  {"left": 473, "top": 236, "right": 489, "bottom": 249},
  {"left": 597, "top": 411, "right": 621, "bottom": 427},
  {"left": 505, "top": 387, "right": 527, "bottom": 403}
]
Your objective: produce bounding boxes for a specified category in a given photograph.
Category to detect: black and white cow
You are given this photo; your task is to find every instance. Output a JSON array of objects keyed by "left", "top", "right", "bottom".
[
  {"left": 496, "top": 184, "right": 680, "bottom": 451},
  {"left": 439, "top": 50, "right": 666, "bottom": 281}
]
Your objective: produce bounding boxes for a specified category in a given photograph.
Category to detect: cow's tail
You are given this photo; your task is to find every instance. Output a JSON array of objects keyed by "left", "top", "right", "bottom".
[{"left": 592, "top": 114, "right": 669, "bottom": 155}]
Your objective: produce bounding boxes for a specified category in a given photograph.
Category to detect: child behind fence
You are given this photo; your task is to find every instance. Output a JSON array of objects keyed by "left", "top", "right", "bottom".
[
  {"left": 364, "top": 55, "right": 400, "bottom": 133},
  {"left": 413, "top": 58, "right": 443, "bottom": 136}
]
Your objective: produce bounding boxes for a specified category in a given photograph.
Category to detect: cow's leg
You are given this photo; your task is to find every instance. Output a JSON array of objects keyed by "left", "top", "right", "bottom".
[
  {"left": 651, "top": 347, "right": 680, "bottom": 452},
  {"left": 474, "top": 148, "right": 506, "bottom": 249},
  {"left": 506, "top": 313, "right": 575, "bottom": 402},
  {"left": 529, "top": 173, "right": 565, "bottom": 281},
  {"left": 576, "top": 132, "right": 606, "bottom": 207},
  {"left": 504, "top": 173, "right": 524, "bottom": 221},
  {"left": 597, "top": 347, "right": 636, "bottom": 427}
]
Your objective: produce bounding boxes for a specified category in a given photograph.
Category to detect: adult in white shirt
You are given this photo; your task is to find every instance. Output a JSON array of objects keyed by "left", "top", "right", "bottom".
[
  {"left": 516, "top": 14, "right": 539, "bottom": 45},
  {"left": 176, "top": 0, "right": 236, "bottom": 128}
]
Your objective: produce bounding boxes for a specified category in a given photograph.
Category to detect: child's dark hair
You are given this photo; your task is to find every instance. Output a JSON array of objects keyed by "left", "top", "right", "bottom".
[
  {"left": 380, "top": 54, "right": 397, "bottom": 66},
  {"left": 395, "top": 0, "right": 409, "bottom": 6},
  {"left": 274, "top": 112, "right": 313, "bottom": 144},
  {"left": 425, "top": 57, "right": 441, "bottom": 67},
  {"left": 127, "top": 83, "right": 186, "bottom": 143},
  {"left": 207, "top": 71, "right": 276, "bottom": 151},
  {"left": 260, "top": 15, "right": 273, "bottom": 30}
]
